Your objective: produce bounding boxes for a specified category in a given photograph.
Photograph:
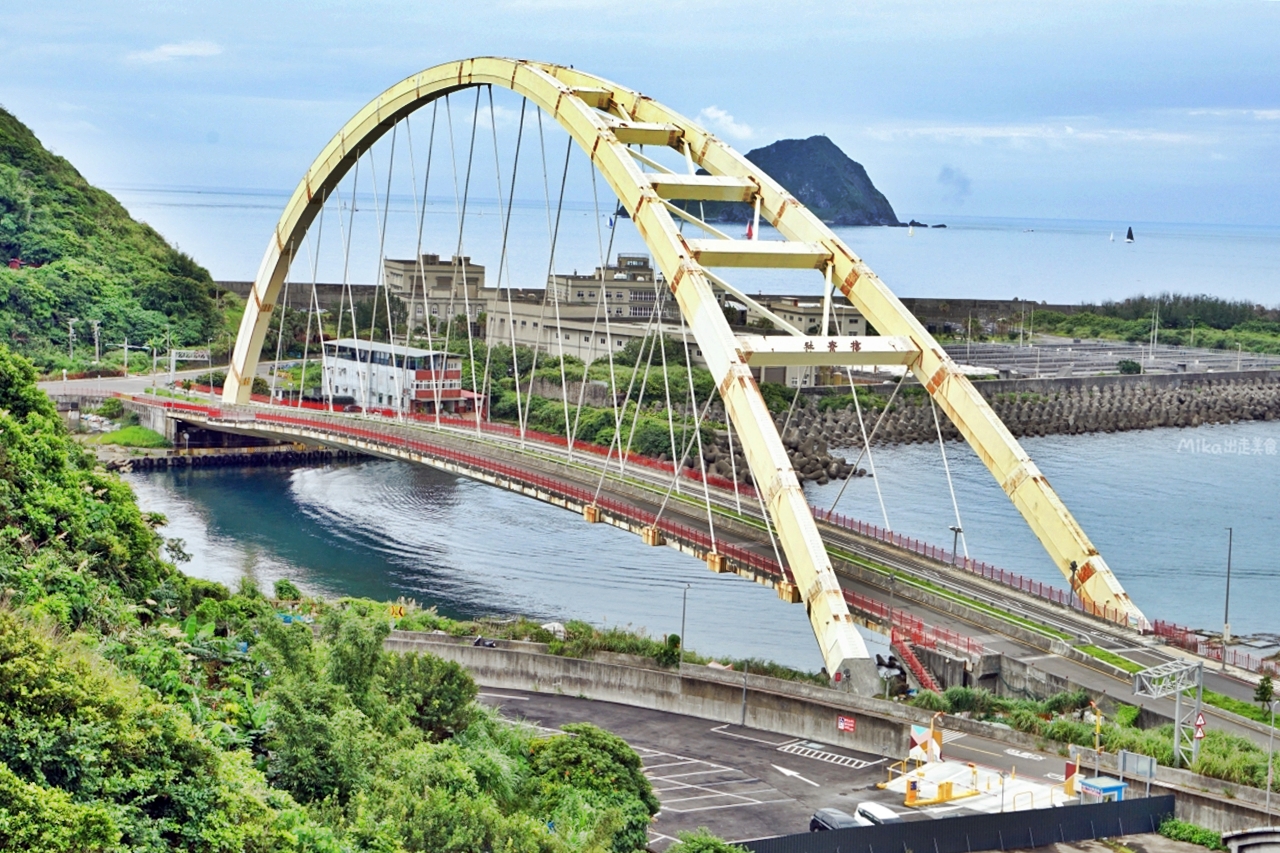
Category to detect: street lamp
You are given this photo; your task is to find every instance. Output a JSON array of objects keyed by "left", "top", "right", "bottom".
[
  {"left": 1069, "top": 561, "right": 1079, "bottom": 610},
  {"left": 1267, "top": 699, "right": 1277, "bottom": 816},
  {"left": 949, "top": 525, "right": 963, "bottom": 567},
  {"left": 679, "top": 583, "right": 691, "bottom": 666},
  {"left": 886, "top": 571, "right": 897, "bottom": 625},
  {"left": 1223, "top": 527, "right": 1233, "bottom": 671}
]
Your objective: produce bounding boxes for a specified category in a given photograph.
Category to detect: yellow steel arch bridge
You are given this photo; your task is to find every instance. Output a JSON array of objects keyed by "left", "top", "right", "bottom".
[{"left": 225, "top": 57, "right": 1146, "bottom": 693}]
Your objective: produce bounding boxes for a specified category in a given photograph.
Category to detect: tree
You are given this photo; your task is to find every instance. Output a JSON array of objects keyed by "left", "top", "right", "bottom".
[
  {"left": 667, "top": 829, "right": 748, "bottom": 853},
  {"left": 273, "top": 578, "right": 302, "bottom": 601},
  {"left": 1256, "top": 674, "right": 1274, "bottom": 709},
  {"left": 381, "top": 653, "right": 478, "bottom": 741}
]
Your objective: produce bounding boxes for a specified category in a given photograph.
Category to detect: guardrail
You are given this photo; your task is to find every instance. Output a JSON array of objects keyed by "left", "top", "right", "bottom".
[
  {"left": 842, "top": 588, "right": 985, "bottom": 661},
  {"left": 1154, "top": 620, "right": 1280, "bottom": 677},
  {"left": 814, "top": 507, "right": 1140, "bottom": 630}
]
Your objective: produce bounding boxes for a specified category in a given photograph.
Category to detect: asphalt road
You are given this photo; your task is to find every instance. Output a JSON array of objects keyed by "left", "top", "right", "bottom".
[{"left": 477, "top": 689, "right": 1072, "bottom": 850}]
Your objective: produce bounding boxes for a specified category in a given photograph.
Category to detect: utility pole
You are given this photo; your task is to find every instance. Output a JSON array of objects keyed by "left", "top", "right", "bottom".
[
  {"left": 949, "top": 525, "right": 962, "bottom": 566},
  {"left": 1266, "top": 699, "right": 1276, "bottom": 816},
  {"left": 1223, "top": 527, "right": 1233, "bottom": 669},
  {"left": 68, "top": 318, "right": 78, "bottom": 361},
  {"left": 90, "top": 320, "right": 101, "bottom": 363}
]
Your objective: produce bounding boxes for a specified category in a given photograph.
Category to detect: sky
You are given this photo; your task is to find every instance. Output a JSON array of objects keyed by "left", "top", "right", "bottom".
[{"left": 3, "top": 0, "right": 1279, "bottom": 282}]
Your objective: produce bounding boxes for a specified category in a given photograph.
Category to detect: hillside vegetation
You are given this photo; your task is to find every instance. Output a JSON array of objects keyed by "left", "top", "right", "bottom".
[
  {"left": 0, "top": 343, "right": 663, "bottom": 852},
  {"left": 1032, "top": 293, "right": 1280, "bottom": 355},
  {"left": 0, "top": 107, "right": 221, "bottom": 371}
]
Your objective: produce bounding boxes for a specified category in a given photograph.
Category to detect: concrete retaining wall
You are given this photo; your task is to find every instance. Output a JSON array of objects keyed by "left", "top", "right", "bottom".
[
  {"left": 384, "top": 631, "right": 912, "bottom": 758},
  {"left": 381, "top": 631, "right": 1276, "bottom": 832}
]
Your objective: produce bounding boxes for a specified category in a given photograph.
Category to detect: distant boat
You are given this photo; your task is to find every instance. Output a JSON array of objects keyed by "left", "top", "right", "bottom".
[
  {"left": 1125, "top": 227, "right": 1135, "bottom": 243},
  {"left": 1110, "top": 232, "right": 1115, "bottom": 242},
  {"left": 908, "top": 224, "right": 914, "bottom": 236}
]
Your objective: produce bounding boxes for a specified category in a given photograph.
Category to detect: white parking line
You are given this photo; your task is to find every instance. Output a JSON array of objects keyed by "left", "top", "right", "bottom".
[{"left": 636, "top": 746, "right": 794, "bottom": 815}]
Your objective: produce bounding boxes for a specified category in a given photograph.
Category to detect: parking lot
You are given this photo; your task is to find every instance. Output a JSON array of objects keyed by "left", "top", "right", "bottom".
[{"left": 475, "top": 690, "right": 1061, "bottom": 849}]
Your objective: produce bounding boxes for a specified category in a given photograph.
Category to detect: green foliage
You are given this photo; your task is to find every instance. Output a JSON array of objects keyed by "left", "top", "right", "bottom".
[
  {"left": 0, "top": 349, "right": 664, "bottom": 851},
  {"left": 92, "top": 424, "right": 172, "bottom": 448},
  {"left": 1255, "top": 675, "right": 1274, "bottom": 709},
  {"left": 381, "top": 652, "right": 478, "bottom": 741},
  {"left": 1117, "top": 359, "right": 1143, "bottom": 374},
  {"left": 666, "top": 829, "right": 747, "bottom": 853},
  {"left": 1031, "top": 293, "right": 1280, "bottom": 357},
  {"left": 0, "top": 107, "right": 221, "bottom": 371},
  {"left": 0, "top": 760, "right": 120, "bottom": 852},
  {"left": 274, "top": 578, "right": 302, "bottom": 601},
  {"left": 1202, "top": 688, "right": 1280, "bottom": 726},
  {"left": 1159, "top": 818, "right": 1227, "bottom": 851},
  {"left": 95, "top": 395, "right": 124, "bottom": 419},
  {"left": 908, "top": 690, "right": 949, "bottom": 712}
]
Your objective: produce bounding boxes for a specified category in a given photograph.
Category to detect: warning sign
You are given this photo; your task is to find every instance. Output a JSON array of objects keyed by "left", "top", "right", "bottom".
[
  {"left": 1194, "top": 712, "right": 1206, "bottom": 740},
  {"left": 837, "top": 715, "right": 857, "bottom": 733}
]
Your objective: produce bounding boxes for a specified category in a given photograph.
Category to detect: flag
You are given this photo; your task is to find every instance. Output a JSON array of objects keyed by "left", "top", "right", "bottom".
[{"left": 745, "top": 220, "right": 754, "bottom": 240}]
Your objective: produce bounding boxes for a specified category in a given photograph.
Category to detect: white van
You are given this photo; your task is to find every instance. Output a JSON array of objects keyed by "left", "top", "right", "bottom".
[{"left": 853, "top": 802, "right": 903, "bottom": 826}]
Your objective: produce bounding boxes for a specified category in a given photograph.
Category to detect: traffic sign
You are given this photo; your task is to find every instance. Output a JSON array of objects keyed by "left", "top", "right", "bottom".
[{"left": 1194, "top": 712, "right": 1206, "bottom": 740}]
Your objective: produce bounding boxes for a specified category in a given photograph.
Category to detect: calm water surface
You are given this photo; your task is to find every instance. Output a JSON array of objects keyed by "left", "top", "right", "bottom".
[{"left": 126, "top": 418, "right": 1280, "bottom": 673}]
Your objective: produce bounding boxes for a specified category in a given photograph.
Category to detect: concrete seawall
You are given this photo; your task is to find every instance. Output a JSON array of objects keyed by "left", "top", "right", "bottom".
[{"left": 787, "top": 372, "right": 1280, "bottom": 453}]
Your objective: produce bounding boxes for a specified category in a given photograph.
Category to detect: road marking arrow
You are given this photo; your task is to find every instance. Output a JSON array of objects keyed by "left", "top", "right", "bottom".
[{"left": 772, "top": 764, "right": 820, "bottom": 787}]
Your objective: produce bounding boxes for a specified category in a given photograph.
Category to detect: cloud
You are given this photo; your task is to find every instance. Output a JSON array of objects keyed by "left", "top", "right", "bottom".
[
  {"left": 697, "top": 106, "right": 753, "bottom": 140},
  {"left": 937, "top": 166, "right": 971, "bottom": 204},
  {"left": 865, "top": 121, "right": 1202, "bottom": 145},
  {"left": 127, "top": 40, "right": 222, "bottom": 64}
]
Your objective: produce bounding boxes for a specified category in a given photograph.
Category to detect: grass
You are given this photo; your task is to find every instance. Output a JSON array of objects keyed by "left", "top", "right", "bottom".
[
  {"left": 1077, "top": 644, "right": 1144, "bottom": 673},
  {"left": 1202, "top": 689, "right": 1279, "bottom": 727},
  {"left": 90, "top": 426, "right": 171, "bottom": 449},
  {"left": 830, "top": 547, "right": 1073, "bottom": 641}
]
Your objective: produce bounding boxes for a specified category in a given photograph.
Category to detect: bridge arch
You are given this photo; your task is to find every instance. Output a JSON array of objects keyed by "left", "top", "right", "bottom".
[{"left": 228, "top": 58, "right": 1144, "bottom": 688}]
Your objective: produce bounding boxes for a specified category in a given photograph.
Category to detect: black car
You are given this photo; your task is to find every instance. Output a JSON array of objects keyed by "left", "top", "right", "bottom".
[{"left": 809, "top": 808, "right": 861, "bottom": 832}]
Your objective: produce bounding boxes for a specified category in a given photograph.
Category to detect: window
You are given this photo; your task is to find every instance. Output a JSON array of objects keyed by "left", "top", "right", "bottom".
[
  {"left": 577, "top": 291, "right": 585, "bottom": 298},
  {"left": 583, "top": 335, "right": 590, "bottom": 342},
  {"left": 599, "top": 337, "right": 606, "bottom": 344}
]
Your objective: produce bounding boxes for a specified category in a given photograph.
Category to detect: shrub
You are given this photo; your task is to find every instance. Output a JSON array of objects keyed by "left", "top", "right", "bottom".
[
  {"left": 1118, "top": 359, "right": 1143, "bottom": 374},
  {"left": 909, "top": 690, "right": 949, "bottom": 712},
  {"left": 95, "top": 396, "right": 124, "bottom": 419},
  {"left": 381, "top": 653, "right": 479, "bottom": 741},
  {"left": 273, "top": 578, "right": 302, "bottom": 601},
  {"left": 668, "top": 828, "right": 749, "bottom": 852},
  {"left": 1159, "top": 818, "right": 1227, "bottom": 851}
]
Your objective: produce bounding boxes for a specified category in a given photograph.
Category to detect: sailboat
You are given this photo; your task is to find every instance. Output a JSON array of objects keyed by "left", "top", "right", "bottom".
[
  {"left": 908, "top": 224, "right": 915, "bottom": 237},
  {"left": 1125, "top": 227, "right": 1135, "bottom": 243},
  {"left": 1109, "top": 232, "right": 1115, "bottom": 242}
]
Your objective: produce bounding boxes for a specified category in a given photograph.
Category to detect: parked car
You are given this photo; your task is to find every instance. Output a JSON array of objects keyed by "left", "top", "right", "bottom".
[
  {"left": 853, "top": 802, "right": 903, "bottom": 826},
  {"left": 809, "top": 808, "right": 861, "bottom": 832}
]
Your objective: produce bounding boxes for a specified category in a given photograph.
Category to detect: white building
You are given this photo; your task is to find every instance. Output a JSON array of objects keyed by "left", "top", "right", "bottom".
[{"left": 322, "top": 338, "right": 482, "bottom": 416}]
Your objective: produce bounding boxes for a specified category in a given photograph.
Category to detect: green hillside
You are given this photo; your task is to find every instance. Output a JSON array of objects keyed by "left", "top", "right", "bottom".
[{"left": 0, "top": 107, "right": 220, "bottom": 372}]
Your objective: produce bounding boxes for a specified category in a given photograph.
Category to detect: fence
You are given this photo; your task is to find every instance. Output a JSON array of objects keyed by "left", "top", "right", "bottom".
[
  {"left": 204, "top": 406, "right": 788, "bottom": 586},
  {"left": 173, "top": 388, "right": 759, "bottom": 499},
  {"left": 1154, "top": 621, "right": 1280, "bottom": 677},
  {"left": 814, "top": 507, "right": 1140, "bottom": 630},
  {"left": 841, "top": 589, "right": 985, "bottom": 661},
  {"left": 744, "top": 795, "right": 1175, "bottom": 853}
]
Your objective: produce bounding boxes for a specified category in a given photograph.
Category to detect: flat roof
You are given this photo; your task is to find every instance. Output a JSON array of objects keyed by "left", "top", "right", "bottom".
[{"left": 325, "top": 338, "right": 454, "bottom": 358}]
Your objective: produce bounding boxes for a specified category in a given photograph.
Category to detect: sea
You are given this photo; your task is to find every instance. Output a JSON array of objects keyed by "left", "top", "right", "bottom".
[{"left": 109, "top": 210, "right": 1280, "bottom": 672}]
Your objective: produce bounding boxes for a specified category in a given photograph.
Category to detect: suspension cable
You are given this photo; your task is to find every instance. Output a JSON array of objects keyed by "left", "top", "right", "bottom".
[
  {"left": 931, "top": 395, "right": 968, "bottom": 561},
  {"left": 848, "top": 366, "right": 891, "bottom": 531},
  {"left": 678, "top": 303, "right": 717, "bottom": 551},
  {"left": 406, "top": 103, "right": 443, "bottom": 425},
  {"left": 479, "top": 86, "right": 520, "bottom": 437},
  {"left": 270, "top": 241, "right": 294, "bottom": 403},
  {"left": 828, "top": 369, "right": 907, "bottom": 514},
  {"left": 498, "top": 100, "right": 529, "bottom": 444},
  {"left": 297, "top": 203, "right": 325, "bottom": 408},
  {"left": 454, "top": 88, "right": 482, "bottom": 435}
]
